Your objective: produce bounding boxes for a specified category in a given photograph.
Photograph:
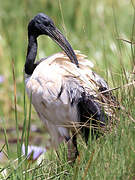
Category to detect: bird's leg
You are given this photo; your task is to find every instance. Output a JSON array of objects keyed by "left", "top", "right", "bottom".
[
  {"left": 65, "top": 135, "right": 78, "bottom": 163},
  {"left": 72, "top": 135, "right": 79, "bottom": 157}
]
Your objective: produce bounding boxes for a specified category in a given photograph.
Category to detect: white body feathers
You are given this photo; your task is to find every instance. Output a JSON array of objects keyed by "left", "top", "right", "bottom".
[{"left": 25, "top": 51, "right": 109, "bottom": 147}]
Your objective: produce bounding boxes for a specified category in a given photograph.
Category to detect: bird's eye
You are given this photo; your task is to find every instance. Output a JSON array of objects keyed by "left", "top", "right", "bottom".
[{"left": 43, "top": 20, "right": 50, "bottom": 26}]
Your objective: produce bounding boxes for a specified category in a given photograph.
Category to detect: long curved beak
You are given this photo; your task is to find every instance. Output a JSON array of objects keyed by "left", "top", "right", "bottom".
[{"left": 46, "top": 27, "right": 79, "bottom": 68}]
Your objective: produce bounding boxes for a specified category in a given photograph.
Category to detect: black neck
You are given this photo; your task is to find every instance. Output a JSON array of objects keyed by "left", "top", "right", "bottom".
[{"left": 25, "top": 34, "right": 38, "bottom": 75}]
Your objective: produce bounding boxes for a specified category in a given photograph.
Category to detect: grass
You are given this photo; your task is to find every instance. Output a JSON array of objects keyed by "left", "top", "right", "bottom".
[{"left": 0, "top": 0, "right": 135, "bottom": 179}]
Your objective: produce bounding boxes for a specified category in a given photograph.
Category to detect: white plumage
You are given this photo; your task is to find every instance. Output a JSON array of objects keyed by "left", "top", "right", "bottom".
[
  {"left": 25, "top": 51, "right": 114, "bottom": 147},
  {"left": 25, "top": 13, "right": 118, "bottom": 161}
]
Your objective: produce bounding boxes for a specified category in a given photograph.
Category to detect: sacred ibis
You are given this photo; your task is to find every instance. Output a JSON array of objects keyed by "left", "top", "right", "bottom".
[{"left": 25, "top": 13, "right": 118, "bottom": 162}]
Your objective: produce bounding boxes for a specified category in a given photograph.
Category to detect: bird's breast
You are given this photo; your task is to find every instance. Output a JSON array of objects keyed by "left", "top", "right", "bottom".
[{"left": 25, "top": 62, "right": 79, "bottom": 126}]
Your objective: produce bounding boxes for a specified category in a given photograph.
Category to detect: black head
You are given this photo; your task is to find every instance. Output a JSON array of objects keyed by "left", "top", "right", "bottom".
[
  {"left": 28, "top": 13, "right": 79, "bottom": 67},
  {"left": 28, "top": 13, "right": 55, "bottom": 37}
]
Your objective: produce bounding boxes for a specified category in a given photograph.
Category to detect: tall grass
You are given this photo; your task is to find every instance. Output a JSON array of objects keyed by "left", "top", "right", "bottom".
[{"left": 0, "top": 0, "right": 135, "bottom": 179}]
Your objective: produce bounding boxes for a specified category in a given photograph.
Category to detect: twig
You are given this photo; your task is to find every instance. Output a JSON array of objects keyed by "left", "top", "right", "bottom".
[
  {"left": 120, "top": 105, "right": 135, "bottom": 123},
  {"left": 97, "top": 81, "right": 135, "bottom": 95},
  {"left": 117, "top": 38, "right": 135, "bottom": 45},
  {"left": 82, "top": 150, "right": 95, "bottom": 180}
]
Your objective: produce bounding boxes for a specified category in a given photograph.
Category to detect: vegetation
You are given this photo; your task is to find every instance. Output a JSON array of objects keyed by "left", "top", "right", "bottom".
[{"left": 0, "top": 0, "right": 134, "bottom": 179}]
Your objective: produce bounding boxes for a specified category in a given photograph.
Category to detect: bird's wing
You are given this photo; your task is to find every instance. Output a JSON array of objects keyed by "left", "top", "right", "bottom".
[
  {"left": 44, "top": 51, "right": 108, "bottom": 97},
  {"left": 51, "top": 51, "right": 118, "bottom": 117},
  {"left": 35, "top": 51, "right": 117, "bottom": 109}
]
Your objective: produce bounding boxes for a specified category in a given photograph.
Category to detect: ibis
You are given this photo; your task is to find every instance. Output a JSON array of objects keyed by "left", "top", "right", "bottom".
[{"left": 25, "top": 13, "right": 118, "bottom": 162}]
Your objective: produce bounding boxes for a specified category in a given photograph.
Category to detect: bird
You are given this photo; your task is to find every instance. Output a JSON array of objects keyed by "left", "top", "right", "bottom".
[{"left": 25, "top": 13, "right": 118, "bottom": 162}]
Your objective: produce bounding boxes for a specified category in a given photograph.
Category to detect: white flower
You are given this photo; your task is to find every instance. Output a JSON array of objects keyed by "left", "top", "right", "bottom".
[
  {"left": 22, "top": 144, "right": 46, "bottom": 162},
  {"left": 0, "top": 75, "right": 4, "bottom": 84}
]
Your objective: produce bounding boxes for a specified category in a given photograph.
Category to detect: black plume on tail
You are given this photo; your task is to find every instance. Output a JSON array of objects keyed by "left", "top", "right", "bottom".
[
  {"left": 66, "top": 78, "right": 109, "bottom": 143},
  {"left": 77, "top": 92, "right": 108, "bottom": 143}
]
